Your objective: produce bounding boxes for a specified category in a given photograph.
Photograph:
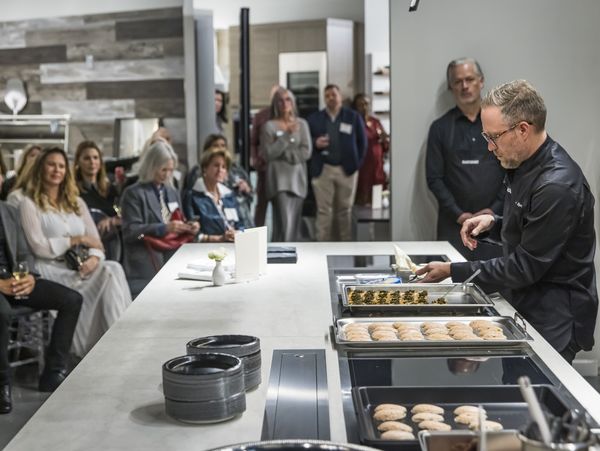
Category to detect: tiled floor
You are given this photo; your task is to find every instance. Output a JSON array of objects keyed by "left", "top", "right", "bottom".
[{"left": 0, "top": 365, "right": 50, "bottom": 449}]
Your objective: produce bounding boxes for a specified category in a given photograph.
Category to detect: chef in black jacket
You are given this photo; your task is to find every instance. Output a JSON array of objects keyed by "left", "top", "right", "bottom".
[
  {"left": 426, "top": 57, "right": 505, "bottom": 260},
  {"left": 417, "top": 80, "right": 598, "bottom": 364}
]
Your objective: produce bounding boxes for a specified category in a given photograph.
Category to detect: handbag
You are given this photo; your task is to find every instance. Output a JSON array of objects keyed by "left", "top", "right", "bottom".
[
  {"left": 142, "top": 209, "right": 196, "bottom": 252},
  {"left": 64, "top": 244, "right": 90, "bottom": 270}
]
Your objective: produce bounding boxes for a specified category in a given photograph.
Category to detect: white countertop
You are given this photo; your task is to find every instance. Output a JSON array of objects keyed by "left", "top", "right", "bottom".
[{"left": 6, "top": 242, "right": 600, "bottom": 450}]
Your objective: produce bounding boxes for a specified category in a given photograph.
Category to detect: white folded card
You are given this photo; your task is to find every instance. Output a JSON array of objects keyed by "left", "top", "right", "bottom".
[
  {"left": 187, "top": 259, "right": 235, "bottom": 273},
  {"left": 177, "top": 268, "right": 235, "bottom": 283},
  {"left": 235, "top": 226, "right": 267, "bottom": 282}
]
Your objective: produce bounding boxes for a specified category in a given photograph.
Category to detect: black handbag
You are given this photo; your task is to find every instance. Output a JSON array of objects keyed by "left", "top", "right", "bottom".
[{"left": 64, "top": 245, "right": 90, "bottom": 270}]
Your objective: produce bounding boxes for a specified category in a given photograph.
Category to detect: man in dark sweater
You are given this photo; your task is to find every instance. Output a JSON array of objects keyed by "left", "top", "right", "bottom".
[
  {"left": 426, "top": 57, "right": 505, "bottom": 260},
  {"left": 0, "top": 202, "right": 82, "bottom": 413},
  {"left": 417, "top": 80, "right": 598, "bottom": 364},
  {"left": 307, "top": 84, "right": 367, "bottom": 241}
]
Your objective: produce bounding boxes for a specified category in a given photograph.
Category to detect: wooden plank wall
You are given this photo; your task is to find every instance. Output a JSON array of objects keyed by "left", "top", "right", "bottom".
[{"left": 0, "top": 7, "right": 186, "bottom": 160}]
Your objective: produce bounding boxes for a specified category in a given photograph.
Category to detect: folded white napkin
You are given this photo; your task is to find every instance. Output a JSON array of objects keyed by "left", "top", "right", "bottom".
[
  {"left": 393, "top": 244, "right": 418, "bottom": 273},
  {"left": 186, "top": 259, "right": 235, "bottom": 273},
  {"left": 177, "top": 268, "right": 235, "bottom": 283}
]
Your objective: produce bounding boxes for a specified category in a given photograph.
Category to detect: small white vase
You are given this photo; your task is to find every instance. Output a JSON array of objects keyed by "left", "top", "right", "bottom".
[{"left": 212, "top": 260, "right": 226, "bottom": 286}]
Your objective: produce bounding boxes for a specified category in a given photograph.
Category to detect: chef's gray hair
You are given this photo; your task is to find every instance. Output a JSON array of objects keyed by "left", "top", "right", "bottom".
[
  {"left": 446, "top": 57, "right": 484, "bottom": 89},
  {"left": 482, "top": 79, "right": 546, "bottom": 130}
]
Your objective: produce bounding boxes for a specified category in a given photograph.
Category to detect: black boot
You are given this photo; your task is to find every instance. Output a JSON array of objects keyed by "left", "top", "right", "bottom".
[
  {"left": 38, "top": 369, "right": 68, "bottom": 393},
  {"left": 0, "top": 384, "right": 11, "bottom": 414}
]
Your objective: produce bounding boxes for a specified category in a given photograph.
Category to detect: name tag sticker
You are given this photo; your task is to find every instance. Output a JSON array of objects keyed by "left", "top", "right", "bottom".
[
  {"left": 167, "top": 201, "right": 179, "bottom": 212},
  {"left": 461, "top": 159, "right": 479, "bottom": 165},
  {"left": 224, "top": 208, "right": 239, "bottom": 222},
  {"left": 340, "top": 122, "right": 352, "bottom": 134}
]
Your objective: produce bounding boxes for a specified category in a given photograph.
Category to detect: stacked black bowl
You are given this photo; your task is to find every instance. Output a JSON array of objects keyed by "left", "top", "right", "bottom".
[
  {"left": 187, "top": 335, "right": 261, "bottom": 391},
  {"left": 162, "top": 353, "right": 246, "bottom": 423}
]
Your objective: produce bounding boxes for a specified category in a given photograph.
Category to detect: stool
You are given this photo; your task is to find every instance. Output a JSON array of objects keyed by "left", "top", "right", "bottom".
[{"left": 8, "top": 306, "right": 45, "bottom": 372}]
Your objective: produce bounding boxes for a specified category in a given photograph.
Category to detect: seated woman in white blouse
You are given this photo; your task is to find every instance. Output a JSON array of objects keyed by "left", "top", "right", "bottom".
[{"left": 19, "top": 147, "right": 132, "bottom": 357}]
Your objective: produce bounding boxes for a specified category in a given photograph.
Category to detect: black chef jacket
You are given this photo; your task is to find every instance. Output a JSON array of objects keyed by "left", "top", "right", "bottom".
[
  {"left": 426, "top": 107, "right": 505, "bottom": 259},
  {"left": 451, "top": 136, "right": 598, "bottom": 352}
]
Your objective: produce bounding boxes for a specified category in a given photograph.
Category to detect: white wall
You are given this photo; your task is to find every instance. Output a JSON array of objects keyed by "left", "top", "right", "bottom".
[
  {"left": 194, "top": 0, "right": 364, "bottom": 29},
  {"left": 364, "top": 0, "right": 389, "bottom": 69},
  {"left": 0, "top": 0, "right": 183, "bottom": 21},
  {"left": 390, "top": 0, "right": 600, "bottom": 362}
]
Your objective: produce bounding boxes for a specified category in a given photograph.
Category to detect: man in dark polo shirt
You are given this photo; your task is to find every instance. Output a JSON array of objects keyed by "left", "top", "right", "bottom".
[
  {"left": 307, "top": 84, "right": 367, "bottom": 241},
  {"left": 417, "top": 80, "right": 598, "bottom": 364},
  {"left": 426, "top": 57, "right": 505, "bottom": 260},
  {"left": 0, "top": 202, "right": 82, "bottom": 413}
]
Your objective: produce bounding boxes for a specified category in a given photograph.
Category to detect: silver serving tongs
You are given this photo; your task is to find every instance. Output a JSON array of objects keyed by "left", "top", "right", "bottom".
[
  {"left": 438, "top": 268, "right": 481, "bottom": 300},
  {"left": 518, "top": 376, "right": 553, "bottom": 446}
]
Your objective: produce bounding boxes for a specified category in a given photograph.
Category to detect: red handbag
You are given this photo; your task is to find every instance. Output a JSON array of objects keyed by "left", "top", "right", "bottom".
[{"left": 142, "top": 209, "right": 196, "bottom": 252}]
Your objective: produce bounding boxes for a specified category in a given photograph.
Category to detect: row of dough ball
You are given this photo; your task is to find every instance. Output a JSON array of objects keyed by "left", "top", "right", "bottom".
[
  {"left": 373, "top": 403, "right": 503, "bottom": 441},
  {"left": 344, "top": 320, "right": 507, "bottom": 342}
]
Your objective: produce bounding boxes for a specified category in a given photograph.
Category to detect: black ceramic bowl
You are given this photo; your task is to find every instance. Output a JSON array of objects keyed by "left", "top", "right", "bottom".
[
  {"left": 207, "top": 440, "right": 381, "bottom": 451},
  {"left": 165, "top": 391, "right": 246, "bottom": 424},
  {"left": 187, "top": 335, "right": 262, "bottom": 391},
  {"left": 162, "top": 353, "right": 244, "bottom": 402},
  {"left": 187, "top": 335, "right": 260, "bottom": 358}
]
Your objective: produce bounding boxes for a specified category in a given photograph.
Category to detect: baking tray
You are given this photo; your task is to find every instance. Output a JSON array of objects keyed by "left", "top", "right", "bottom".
[
  {"left": 418, "top": 430, "right": 521, "bottom": 451},
  {"left": 352, "top": 385, "right": 569, "bottom": 449},
  {"left": 335, "top": 315, "right": 531, "bottom": 348},
  {"left": 341, "top": 283, "right": 493, "bottom": 314}
]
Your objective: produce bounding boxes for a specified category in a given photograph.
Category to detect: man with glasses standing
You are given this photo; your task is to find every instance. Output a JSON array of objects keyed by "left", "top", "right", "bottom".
[
  {"left": 426, "top": 57, "right": 505, "bottom": 259},
  {"left": 418, "top": 80, "right": 598, "bottom": 363}
]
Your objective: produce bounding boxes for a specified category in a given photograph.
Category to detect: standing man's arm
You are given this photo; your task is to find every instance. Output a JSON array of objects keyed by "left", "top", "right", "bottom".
[
  {"left": 425, "top": 122, "right": 465, "bottom": 222},
  {"left": 355, "top": 113, "right": 368, "bottom": 166}
]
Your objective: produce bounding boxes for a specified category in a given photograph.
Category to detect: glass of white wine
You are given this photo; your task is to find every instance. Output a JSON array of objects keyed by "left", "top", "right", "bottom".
[{"left": 13, "top": 261, "right": 29, "bottom": 300}]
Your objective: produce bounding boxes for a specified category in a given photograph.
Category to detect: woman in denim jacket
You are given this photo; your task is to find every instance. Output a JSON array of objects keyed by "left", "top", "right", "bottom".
[{"left": 183, "top": 148, "right": 242, "bottom": 242}]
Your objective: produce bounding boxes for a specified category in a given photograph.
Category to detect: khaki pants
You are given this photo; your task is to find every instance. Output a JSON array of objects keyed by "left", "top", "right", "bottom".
[{"left": 312, "top": 164, "right": 358, "bottom": 241}]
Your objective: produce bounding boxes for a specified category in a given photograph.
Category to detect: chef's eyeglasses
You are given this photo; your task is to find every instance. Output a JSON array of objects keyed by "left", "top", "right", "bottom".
[{"left": 481, "top": 121, "right": 530, "bottom": 147}]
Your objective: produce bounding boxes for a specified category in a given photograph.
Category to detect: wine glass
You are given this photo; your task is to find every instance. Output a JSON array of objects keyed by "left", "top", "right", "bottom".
[{"left": 13, "top": 261, "right": 29, "bottom": 300}]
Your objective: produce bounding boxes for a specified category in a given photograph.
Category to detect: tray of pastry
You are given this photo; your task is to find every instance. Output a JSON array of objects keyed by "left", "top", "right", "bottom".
[
  {"left": 341, "top": 283, "right": 493, "bottom": 313},
  {"left": 352, "top": 385, "right": 569, "bottom": 449},
  {"left": 335, "top": 315, "right": 531, "bottom": 348}
]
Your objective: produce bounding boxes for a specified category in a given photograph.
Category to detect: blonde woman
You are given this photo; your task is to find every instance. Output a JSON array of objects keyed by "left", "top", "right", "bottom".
[
  {"left": 19, "top": 147, "right": 131, "bottom": 357},
  {"left": 260, "top": 88, "right": 312, "bottom": 241}
]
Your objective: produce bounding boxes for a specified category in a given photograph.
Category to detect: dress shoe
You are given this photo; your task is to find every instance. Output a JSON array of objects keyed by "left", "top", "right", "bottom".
[
  {"left": 0, "top": 384, "right": 12, "bottom": 414},
  {"left": 38, "top": 369, "right": 68, "bottom": 393}
]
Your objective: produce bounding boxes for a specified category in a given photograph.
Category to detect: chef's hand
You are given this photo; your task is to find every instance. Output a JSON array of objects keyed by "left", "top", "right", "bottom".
[
  {"left": 456, "top": 212, "right": 473, "bottom": 225},
  {"left": 460, "top": 214, "right": 495, "bottom": 250},
  {"left": 415, "top": 262, "right": 451, "bottom": 283}
]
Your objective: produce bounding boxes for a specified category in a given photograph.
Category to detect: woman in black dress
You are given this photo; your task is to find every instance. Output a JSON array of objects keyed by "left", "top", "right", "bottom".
[{"left": 73, "top": 141, "right": 122, "bottom": 261}]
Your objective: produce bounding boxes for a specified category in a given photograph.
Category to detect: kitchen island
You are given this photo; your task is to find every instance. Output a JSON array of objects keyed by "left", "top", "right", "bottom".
[{"left": 6, "top": 242, "right": 600, "bottom": 450}]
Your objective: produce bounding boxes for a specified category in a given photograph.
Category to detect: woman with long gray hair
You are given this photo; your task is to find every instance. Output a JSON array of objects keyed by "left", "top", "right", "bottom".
[
  {"left": 120, "top": 140, "right": 199, "bottom": 294},
  {"left": 260, "top": 88, "right": 312, "bottom": 241}
]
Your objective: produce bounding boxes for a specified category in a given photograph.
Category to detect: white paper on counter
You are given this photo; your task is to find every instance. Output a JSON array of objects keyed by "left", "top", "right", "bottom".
[
  {"left": 177, "top": 268, "right": 235, "bottom": 284},
  {"left": 187, "top": 259, "right": 235, "bottom": 273},
  {"left": 372, "top": 184, "right": 383, "bottom": 209},
  {"left": 234, "top": 226, "right": 267, "bottom": 282}
]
